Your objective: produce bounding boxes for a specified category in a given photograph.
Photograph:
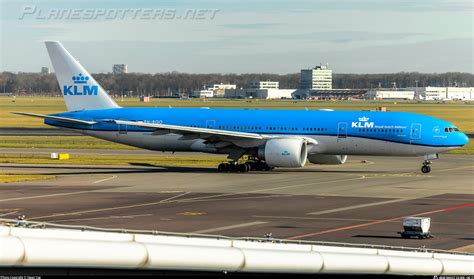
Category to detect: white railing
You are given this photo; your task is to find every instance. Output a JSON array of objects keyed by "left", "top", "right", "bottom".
[{"left": 0, "top": 221, "right": 472, "bottom": 275}]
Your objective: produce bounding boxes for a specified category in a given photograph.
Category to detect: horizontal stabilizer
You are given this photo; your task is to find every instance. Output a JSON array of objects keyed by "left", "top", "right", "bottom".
[{"left": 11, "top": 112, "right": 96, "bottom": 125}]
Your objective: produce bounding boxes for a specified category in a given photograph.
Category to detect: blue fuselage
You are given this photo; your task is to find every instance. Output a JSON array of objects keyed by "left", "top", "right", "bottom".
[{"left": 45, "top": 108, "right": 469, "bottom": 156}]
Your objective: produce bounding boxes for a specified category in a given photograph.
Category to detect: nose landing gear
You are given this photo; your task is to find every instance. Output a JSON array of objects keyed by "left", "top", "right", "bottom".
[
  {"left": 421, "top": 160, "right": 431, "bottom": 173},
  {"left": 420, "top": 154, "right": 438, "bottom": 174}
]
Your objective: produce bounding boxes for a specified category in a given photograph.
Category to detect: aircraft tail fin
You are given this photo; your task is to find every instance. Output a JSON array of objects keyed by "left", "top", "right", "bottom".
[{"left": 45, "top": 41, "right": 120, "bottom": 111}]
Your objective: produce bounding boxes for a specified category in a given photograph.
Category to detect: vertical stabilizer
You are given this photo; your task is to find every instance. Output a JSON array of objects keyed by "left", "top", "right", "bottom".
[{"left": 45, "top": 41, "right": 120, "bottom": 111}]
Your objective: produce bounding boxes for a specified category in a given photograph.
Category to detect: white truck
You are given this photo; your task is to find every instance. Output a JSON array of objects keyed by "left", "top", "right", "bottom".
[{"left": 399, "top": 217, "right": 433, "bottom": 239}]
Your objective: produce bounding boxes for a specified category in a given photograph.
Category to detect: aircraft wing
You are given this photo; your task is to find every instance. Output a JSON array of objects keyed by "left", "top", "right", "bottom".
[
  {"left": 113, "top": 120, "right": 318, "bottom": 146},
  {"left": 11, "top": 112, "right": 97, "bottom": 125},
  {"left": 112, "top": 119, "right": 270, "bottom": 140}
]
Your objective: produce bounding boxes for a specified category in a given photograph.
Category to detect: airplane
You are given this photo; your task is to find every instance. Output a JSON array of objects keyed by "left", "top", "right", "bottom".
[{"left": 13, "top": 41, "right": 469, "bottom": 174}]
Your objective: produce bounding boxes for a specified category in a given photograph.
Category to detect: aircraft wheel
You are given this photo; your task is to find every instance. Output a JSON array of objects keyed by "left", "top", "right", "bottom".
[
  {"left": 244, "top": 163, "right": 251, "bottom": 172},
  {"left": 228, "top": 163, "right": 236, "bottom": 172},
  {"left": 247, "top": 162, "right": 256, "bottom": 171},
  {"left": 237, "top": 163, "right": 248, "bottom": 173},
  {"left": 253, "top": 162, "right": 262, "bottom": 171},
  {"left": 421, "top": 165, "right": 431, "bottom": 174},
  {"left": 218, "top": 163, "right": 227, "bottom": 172}
]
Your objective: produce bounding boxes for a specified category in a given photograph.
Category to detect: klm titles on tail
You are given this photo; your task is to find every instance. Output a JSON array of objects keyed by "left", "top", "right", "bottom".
[{"left": 63, "top": 73, "right": 98, "bottom": 96}]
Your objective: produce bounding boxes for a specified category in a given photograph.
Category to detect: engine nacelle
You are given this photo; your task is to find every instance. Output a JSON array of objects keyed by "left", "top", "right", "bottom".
[
  {"left": 258, "top": 138, "right": 307, "bottom": 168},
  {"left": 307, "top": 154, "right": 347, "bottom": 165}
]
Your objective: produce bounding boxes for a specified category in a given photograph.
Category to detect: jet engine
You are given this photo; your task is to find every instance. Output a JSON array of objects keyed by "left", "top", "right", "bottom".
[
  {"left": 307, "top": 154, "right": 347, "bottom": 165},
  {"left": 258, "top": 138, "right": 307, "bottom": 168}
]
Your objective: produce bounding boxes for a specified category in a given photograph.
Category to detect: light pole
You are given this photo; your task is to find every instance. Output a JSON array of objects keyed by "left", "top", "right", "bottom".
[{"left": 415, "top": 80, "right": 419, "bottom": 100}]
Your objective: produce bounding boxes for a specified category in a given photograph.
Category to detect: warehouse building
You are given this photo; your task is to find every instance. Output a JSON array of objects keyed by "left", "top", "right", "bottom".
[
  {"left": 250, "top": 89, "right": 295, "bottom": 99},
  {"left": 192, "top": 89, "right": 214, "bottom": 98},
  {"left": 193, "top": 83, "right": 237, "bottom": 98},
  {"left": 249, "top": 80, "right": 279, "bottom": 89},
  {"left": 365, "top": 89, "right": 415, "bottom": 100},
  {"left": 404, "top": 87, "right": 474, "bottom": 100},
  {"left": 210, "top": 83, "right": 237, "bottom": 97},
  {"left": 224, "top": 80, "right": 294, "bottom": 99},
  {"left": 224, "top": 88, "right": 297, "bottom": 99}
]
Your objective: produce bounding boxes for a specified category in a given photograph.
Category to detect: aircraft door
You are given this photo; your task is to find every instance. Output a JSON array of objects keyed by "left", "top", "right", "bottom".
[
  {"left": 118, "top": 123, "right": 128, "bottom": 135},
  {"left": 410, "top": 123, "right": 422, "bottom": 142},
  {"left": 337, "top": 122, "right": 347, "bottom": 138}
]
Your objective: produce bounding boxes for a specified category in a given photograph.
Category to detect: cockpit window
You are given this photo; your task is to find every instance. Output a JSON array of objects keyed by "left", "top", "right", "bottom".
[{"left": 445, "top": 127, "right": 460, "bottom": 133}]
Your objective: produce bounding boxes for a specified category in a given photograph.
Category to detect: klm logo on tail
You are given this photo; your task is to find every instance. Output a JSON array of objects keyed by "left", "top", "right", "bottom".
[{"left": 63, "top": 73, "right": 98, "bottom": 96}]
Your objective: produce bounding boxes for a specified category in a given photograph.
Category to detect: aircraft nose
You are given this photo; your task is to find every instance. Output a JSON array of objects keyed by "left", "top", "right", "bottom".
[{"left": 459, "top": 133, "right": 469, "bottom": 146}]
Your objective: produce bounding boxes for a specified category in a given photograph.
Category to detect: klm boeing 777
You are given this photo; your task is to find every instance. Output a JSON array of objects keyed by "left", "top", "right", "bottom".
[{"left": 14, "top": 42, "right": 469, "bottom": 173}]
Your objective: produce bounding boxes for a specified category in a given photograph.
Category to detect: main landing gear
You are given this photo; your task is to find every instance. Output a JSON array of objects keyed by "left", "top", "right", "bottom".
[{"left": 217, "top": 161, "right": 273, "bottom": 173}]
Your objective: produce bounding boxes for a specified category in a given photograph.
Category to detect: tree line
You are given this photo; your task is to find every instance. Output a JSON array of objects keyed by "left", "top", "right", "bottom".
[{"left": 1, "top": 71, "right": 472, "bottom": 96}]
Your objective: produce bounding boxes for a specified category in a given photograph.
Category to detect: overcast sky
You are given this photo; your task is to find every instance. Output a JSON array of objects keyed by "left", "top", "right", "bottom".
[{"left": 1, "top": 0, "right": 472, "bottom": 74}]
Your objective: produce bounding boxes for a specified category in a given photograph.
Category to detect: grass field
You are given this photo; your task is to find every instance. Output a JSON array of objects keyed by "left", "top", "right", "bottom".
[
  {"left": 0, "top": 173, "right": 55, "bottom": 183},
  {"left": 1, "top": 96, "right": 473, "bottom": 131},
  {"left": 0, "top": 154, "right": 225, "bottom": 167},
  {"left": 0, "top": 136, "right": 135, "bottom": 149},
  {"left": 446, "top": 140, "right": 474, "bottom": 155}
]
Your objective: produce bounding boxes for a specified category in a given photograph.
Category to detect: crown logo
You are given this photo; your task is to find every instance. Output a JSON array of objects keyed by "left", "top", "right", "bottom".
[
  {"left": 358, "top": 116, "right": 369, "bottom": 122},
  {"left": 72, "top": 73, "right": 90, "bottom": 84}
]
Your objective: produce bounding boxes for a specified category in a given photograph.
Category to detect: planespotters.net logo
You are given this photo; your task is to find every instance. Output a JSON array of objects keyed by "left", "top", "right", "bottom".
[
  {"left": 63, "top": 73, "right": 98, "bottom": 96},
  {"left": 18, "top": 5, "right": 220, "bottom": 21}
]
